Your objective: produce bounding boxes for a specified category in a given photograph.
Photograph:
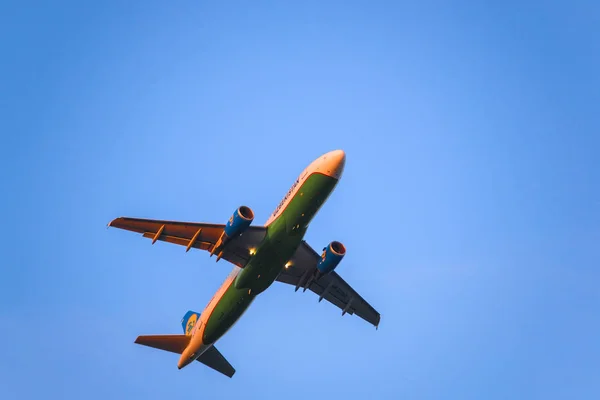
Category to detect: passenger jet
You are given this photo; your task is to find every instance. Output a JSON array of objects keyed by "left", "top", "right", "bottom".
[{"left": 108, "top": 150, "right": 380, "bottom": 378}]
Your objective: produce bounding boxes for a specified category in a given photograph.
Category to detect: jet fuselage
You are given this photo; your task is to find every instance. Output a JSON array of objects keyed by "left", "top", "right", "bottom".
[{"left": 177, "top": 150, "right": 346, "bottom": 369}]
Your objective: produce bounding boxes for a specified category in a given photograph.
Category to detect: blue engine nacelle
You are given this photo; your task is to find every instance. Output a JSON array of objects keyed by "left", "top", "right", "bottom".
[
  {"left": 316, "top": 241, "right": 346, "bottom": 275},
  {"left": 224, "top": 206, "right": 254, "bottom": 239}
]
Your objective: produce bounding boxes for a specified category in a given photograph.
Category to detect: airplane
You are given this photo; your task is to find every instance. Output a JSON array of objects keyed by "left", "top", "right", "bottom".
[{"left": 108, "top": 149, "right": 380, "bottom": 378}]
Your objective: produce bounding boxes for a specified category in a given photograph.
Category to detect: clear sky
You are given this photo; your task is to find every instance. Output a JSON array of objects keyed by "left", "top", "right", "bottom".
[{"left": 1, "top": 1, "right": 599, "bottom": 399}]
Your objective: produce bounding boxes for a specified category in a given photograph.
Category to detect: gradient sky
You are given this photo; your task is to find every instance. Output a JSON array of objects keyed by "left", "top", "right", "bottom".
[{"left": 2, "top": 1, "right": 599, "bottom": 399}]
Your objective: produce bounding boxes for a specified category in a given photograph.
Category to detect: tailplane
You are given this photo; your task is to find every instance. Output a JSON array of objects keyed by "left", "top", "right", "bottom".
[
  {"left": 135, "top": 335, "right": 236, "bottom": 377},
  {"left": 135, "top": 334, "right": 190, "bottom": 354},
  {"left": 197, "top": 345, "right": 236, "bottom": 378},
  {"left": 135, "top": 309, "right": 235, "bottom": 377},
  {"left": 181, "top": 310, "right": 201, "bottom": 336}
]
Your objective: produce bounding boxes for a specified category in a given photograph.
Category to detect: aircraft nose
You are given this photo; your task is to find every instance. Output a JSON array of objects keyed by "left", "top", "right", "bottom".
[
  {"left": 329, "top": 149, "right": 345, "bottom": 163},
  {"left": 322, "top": 149, "right": 346, "bottom": 179}
]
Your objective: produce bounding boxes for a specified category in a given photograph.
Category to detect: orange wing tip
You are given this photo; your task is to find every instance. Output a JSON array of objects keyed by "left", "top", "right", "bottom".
[{"left": 107, "top": 217, "right": 123, "bottom": 228}]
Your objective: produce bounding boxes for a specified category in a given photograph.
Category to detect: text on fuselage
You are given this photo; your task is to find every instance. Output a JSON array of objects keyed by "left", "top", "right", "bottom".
[{"left": 272, "top": 178, "right": 300, "bottom": 217}]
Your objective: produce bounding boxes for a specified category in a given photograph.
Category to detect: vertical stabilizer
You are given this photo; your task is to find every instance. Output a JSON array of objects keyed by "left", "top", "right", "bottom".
[{"left": 181, "top": 310, "right": 201, "bottom": 336}]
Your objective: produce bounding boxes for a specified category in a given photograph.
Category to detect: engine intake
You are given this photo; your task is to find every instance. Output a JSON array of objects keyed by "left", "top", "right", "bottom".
[
  {"left": 224, "top": 206, "right": 254, "bottom": 239},
  {"left": 317, "top": 241, "right": 346, "bottom": 275}
]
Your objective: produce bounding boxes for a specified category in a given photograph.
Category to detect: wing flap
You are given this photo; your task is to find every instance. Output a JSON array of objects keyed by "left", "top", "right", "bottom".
[
  {"left": 141, "top": 232, "right": 213, "bottom": 251},
  {"left": 196, "top": 345, "right": 236, "bottom": 378},
  {"left": 134, "top": 335, "right": 190, "bottom": 354}
]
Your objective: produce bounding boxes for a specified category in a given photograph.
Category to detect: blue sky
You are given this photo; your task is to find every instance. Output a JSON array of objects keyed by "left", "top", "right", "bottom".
[{"left": 1, "top": 0, "right": 599, "bottom": 398}]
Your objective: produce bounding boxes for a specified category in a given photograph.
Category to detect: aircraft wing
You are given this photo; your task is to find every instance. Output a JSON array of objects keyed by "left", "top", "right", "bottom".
[
  {"left": 276, "top": 241, "right": 381, "bottom": 329},
  {"left": 108, "top": 217, "right": 266, "bottom": 268}
]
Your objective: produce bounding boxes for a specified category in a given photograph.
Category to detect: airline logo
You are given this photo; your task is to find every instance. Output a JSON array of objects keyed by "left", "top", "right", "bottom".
[{"left": 186, "top": 313, "right": 198, "bottom": 336}]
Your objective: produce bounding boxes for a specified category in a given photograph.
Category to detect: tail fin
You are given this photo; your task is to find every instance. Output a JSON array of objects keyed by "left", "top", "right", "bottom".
[{"left": 181, "top": 310, "right": 201, "bottom": 336}]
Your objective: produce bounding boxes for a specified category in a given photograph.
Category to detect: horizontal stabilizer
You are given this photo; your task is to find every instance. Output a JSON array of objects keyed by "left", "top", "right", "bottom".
[
  {"left": 134, "top": 335, "right": 235, "bottom": 377},
  {"left": 135, "top": 335, "right": 190, "bottom": 354},
  {"left": 197, "top": 345, "right": 236, "bottom": 378}
]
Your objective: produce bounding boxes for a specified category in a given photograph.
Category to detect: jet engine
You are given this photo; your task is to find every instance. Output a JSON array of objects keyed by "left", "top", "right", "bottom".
[
  {"left": 316, "top": 241, "right": 346, "bottom": 275},
  {"left": 211, "top": 206, "right": 255, "bottom": 261},
  {"left": 224, "top": 205, "right": 255, "bottom": 239}
]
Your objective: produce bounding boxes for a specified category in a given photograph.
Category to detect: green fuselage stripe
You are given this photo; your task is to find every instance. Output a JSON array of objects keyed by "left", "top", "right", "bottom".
[{"left": 201, "top": 172, "right": 338, "bottom": 344}]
